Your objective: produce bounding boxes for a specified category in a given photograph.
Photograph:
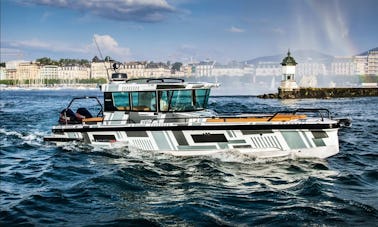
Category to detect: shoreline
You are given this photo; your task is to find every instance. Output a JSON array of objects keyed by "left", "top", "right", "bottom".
[{"left": 0, "top": 84, "right": 99, "bottom": 91}]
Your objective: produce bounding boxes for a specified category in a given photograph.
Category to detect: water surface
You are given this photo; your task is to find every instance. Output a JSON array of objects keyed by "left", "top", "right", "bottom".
[{"left": 1, "top": 90, "right": 377, "bottom": 226}]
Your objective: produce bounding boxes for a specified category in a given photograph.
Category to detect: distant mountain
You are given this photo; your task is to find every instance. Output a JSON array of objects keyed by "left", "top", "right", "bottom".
[
  {"left": 357, "top": 47, "right": 378, "bottom": 56},
  {"left": 246, "top": 49, "right": 333, "bottom": 64}
]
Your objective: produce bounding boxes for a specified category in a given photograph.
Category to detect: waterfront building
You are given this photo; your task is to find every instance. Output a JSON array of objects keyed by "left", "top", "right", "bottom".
[
  {"left": 212, "top": 64, "right": 245, "bottom": 77},
  {"left": 121, "top": 61, "right": 171, "bottom": 78},
  {"left": 17, "top": 62, "right": 41, "bottom": 85},
  {"left": 195, "top": 61, "right": 215, "bottom": 77},
  {"left": 244, "top": 65, "right": 256, "bottom": 76},
  {"left": 353, "top": 55, "right": 368, "bottom": 75},
  {"left": 90, "top": 61, "right": 112, "bottom": 79},
  {"left": 279, "top": 51, "right": 299, "bottom": 91},
  {"left": 40, "top": 65, "right": 59, "bottom": 81},
  {"left": 145, "top": 62, "right": 171, "bottom": 78},
  {"left": 0, "top": 67, "right": 6, "bottom": 80},
  {"left": 296, "top": 62, "right": 327, "bottom": 77},
  {"left": 331, "top": 56, "right": 355, "bottom": 76},
  {"left": 255, "top": 62, "right": 281, "bottom": 76},
  {"left": 59, "top": 65, "right": 90, "bottom": 82},
  {"left": 122, "top": 61, "right": 146, "bottom": 78},
  {"left": 184, "top": 64, "right": 197, "bottom": 77},
  {"left": 4, "top": 61, "right": 24, "bottom": 81},
  {"left": 367, "top": 50, "right": 378, "bottom": 75}
]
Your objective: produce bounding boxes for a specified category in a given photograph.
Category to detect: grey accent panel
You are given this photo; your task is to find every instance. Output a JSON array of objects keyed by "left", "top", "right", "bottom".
[
  {"left": 311, "top": 130, "right": 328, "bottom": 139},
  {"left": 126, "top": 131, "right": 148, "bottom": 137},
  {"left": 110, "top": 112, "right": 125, "bottom": 125},
  {"left": 83, "top": 132, "right": 90, "bottom": 143},
  {"left": 165, "top": 131, "right": 176, "bottom": 149},
  {"left": 233, "top": 144, "right": 252, "bottom": 148},
  {"left": 177, "top": 145, "right": 217, "bottom": 150},
  {"left": 281, "top": 131, "right": 307, "bottom": 149},
  {"left": 173, "top": 131, "right": 188, "bottom": 146},
  {"left": 271, "top": 136, "right": 283, "bottom": 150},
  {"left": 313, "top": 138, "right": 326, "bottom": 147},
  {"left": 228, "top": 139, "right": 246, "bottom": 144},
  {"left": 301, "top": 131, "right": 314, "bottom": 148},
  {"left": 151, "top": 131, "right": 171, "bottom": 150},
  {"left": 218, "top": 143, "right": 229, "bottom": 149},
  {"left": 242, "top": 130, "right": 273, "bottom": 135}
]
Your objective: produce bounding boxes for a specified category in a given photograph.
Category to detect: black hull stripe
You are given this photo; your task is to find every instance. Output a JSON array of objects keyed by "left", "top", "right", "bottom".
[
  {"left": 44, "top": 137, "right": 82, "bottom": 142},
  {"left": 52, "top": 123, "right": 339, "bottom": 133}
]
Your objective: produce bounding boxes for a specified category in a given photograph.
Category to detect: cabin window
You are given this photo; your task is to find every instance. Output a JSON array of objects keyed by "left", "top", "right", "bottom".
[
  {"left": 112, "top": 92, "right": 130, "bottom": 111},
  {"left": 170, "top": 90, "right": 193, "bottom": 111},
  {"left": 131, "top": 91, "right": 156, "bottom": 112},
  {"left": 159, "top": 90, "right": 171, "bottom": 111},
  {"left": 158, "top": 89, "right": 210, "bottom": 112},
  {"left": 195, "top": 89, "right": 210, "bottom": 109}
]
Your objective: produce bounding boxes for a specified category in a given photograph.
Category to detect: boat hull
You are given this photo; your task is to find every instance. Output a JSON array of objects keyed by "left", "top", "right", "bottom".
[{"left": 44, "top": 126, "right": 340, "bottom": 159}]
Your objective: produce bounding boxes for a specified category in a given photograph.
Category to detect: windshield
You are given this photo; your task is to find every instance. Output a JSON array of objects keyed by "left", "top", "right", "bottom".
[
  {"left": 105, "top": 89, "right": 210, "bottom": 112},
  {"left": 159, "top": 89, "right": 210, "bottom": 112}
]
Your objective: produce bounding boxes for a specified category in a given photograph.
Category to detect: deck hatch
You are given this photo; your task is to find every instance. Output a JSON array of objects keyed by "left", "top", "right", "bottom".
[{"left": 192, "top": 134, "right": 228, "bottom": 143}]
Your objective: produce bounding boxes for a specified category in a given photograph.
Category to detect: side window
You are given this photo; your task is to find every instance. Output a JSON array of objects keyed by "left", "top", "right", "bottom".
[
  {"left": 131, "top": 91, "right": 156, "bottom": 112},
  {"left": 170, "top": 90, "right": 193, "bottom": 111},
  {"left": 104, "top": 92, "right": 116, "bottom": 111},
  {"left": 158, "top": 89, "right": 210, "bottom": 112},
  {"left": 195, "top": 89, "right": 209, "bottom": 109},
  {"left": 112, "top": 92, "right": 130, "bottom": 111},
  {"left": 158, "top": 91, "right": 170, "bottom": 111}
]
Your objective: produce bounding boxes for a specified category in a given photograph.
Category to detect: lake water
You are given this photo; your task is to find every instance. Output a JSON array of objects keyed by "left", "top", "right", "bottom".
[{"left": 1, "top": 89, "right": 377, "bottom": 226}]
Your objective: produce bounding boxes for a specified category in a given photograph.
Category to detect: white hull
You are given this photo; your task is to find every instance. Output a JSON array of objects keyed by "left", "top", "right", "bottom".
[{"left": 46, "top": 127, "right": 340, "bottom": 159}]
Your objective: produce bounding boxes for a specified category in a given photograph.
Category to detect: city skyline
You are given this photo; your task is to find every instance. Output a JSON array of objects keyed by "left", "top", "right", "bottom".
[{"left": 1, "top": 0, "right": 378, "bottom": 63}]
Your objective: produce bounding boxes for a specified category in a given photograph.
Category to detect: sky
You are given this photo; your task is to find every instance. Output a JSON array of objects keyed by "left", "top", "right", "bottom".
[{"left": 1, "top": 0, "right": 377, "bottom": 63}]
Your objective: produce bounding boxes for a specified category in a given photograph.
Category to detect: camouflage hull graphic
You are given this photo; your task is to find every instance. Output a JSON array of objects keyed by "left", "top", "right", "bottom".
[{"left": 46, "top": 125, "right": 339, "bottom": 159}]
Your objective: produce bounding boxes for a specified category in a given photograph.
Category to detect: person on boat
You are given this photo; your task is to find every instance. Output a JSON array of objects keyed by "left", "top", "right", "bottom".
[{"left": 59, "top": 108, "right": 92, "bottom": 124}]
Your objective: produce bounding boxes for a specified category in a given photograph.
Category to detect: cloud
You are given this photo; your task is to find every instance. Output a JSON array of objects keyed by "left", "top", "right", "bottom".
[
  {"left": 91, "top": 34, "right": 131, "bottom": 60},
  {"left": 270, "top": 27, "right": 285, "bottom": 35},
  {"left": 0, "top": 48, "right": 25, "bottom": 61},
  {"left": 227, "top": 26, "right": 245, "bottom": 33},
  {"left": 24, "top": 0, "right": 175, "bottom": 22},
  {"left": 2, "top": 34, "right": 131, "bottom": 61},
  {"left": 6, "top": 38, "right": 86, "bottom": 53}
]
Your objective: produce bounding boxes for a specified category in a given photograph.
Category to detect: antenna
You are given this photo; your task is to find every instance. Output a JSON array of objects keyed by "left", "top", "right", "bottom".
[{"left": 93, "top": 37, "right": 110, "bottom": 81}]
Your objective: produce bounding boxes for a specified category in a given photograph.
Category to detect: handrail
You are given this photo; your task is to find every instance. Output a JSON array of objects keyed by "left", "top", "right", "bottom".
[
  {"left": 146, "top": 78, "right": 185, "bottom": 83},
  {"left": 65, "top": 96, "right": 104, "bottom": 117},
  {"left": 126, "top": 78, "right": 185, "bottom": 84},
  {"left": 63, "top": 108, "right": 334, "bottom": 125},
  {"left": 292, "top": 108, "right": 331, "bottom": 121}
]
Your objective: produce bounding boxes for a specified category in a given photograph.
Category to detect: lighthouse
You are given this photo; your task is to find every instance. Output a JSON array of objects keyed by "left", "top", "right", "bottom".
[{"left": 279, "top": 50, "right": 299, "bottom": 92}]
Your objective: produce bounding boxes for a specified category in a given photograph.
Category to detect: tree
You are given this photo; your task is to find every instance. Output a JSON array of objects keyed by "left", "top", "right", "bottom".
[
  {"left": 36, "top": 57, "right": 56, "bottom": 65},
  {"left": 172, "top": 62, "right": 183, "bottom": 71},
  {"left": 92, "top": 56, "right": 100, "bottom": 62}
]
